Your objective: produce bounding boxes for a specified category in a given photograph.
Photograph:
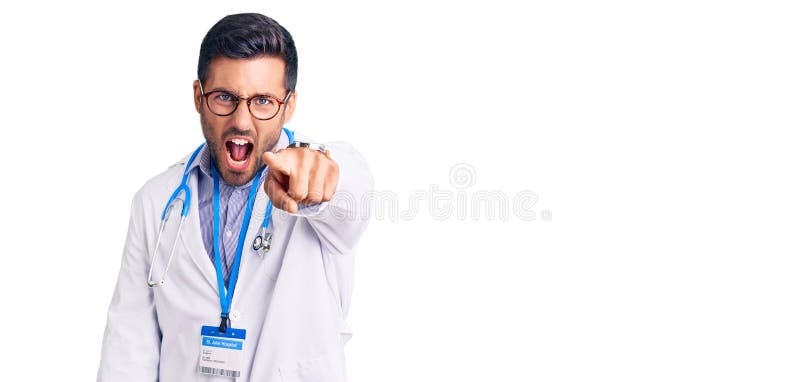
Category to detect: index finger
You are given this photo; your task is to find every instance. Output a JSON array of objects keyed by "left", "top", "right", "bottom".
[
  {"left": 265, "top": 171, "right": 299, "bottom": 213},
  {"left": 262, "top": 151, "right": 294, "bottom": 176}
]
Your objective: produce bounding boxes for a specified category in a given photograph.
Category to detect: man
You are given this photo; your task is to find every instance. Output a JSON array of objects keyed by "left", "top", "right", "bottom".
[{"left": 97, "top": 13, "right": 372, "bottom": 381}]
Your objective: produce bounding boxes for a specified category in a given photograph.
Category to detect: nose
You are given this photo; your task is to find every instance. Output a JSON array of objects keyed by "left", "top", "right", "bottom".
[{"left": 231, "top": 99, "right": 256, "bottom": 132}]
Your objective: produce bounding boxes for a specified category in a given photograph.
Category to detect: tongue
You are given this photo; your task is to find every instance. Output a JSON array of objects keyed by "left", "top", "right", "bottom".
[{"left": 230, "top": 143, "right": 249, "bottom": 162}]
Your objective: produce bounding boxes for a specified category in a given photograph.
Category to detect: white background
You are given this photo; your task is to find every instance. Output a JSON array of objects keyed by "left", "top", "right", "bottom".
[{"left": 1, "top": 1, "right": 798, "bottom": 380}]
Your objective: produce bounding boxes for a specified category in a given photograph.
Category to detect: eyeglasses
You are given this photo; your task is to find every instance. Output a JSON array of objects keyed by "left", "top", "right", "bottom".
[{"left": 199, "top": 81, "right": 292, "bottom": 121}]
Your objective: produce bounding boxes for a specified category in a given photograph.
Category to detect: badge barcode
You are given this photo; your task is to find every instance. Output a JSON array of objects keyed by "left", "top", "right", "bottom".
[{"left": 200, "top": 366, "right": 241, "bottom": 378}]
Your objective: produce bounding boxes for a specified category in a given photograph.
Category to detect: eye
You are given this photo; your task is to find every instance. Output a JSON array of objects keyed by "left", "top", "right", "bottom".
[
  {"left": 215, "top": 92, "right": 235, "bottom": 103},
  {"left": 255, "top": 96, "right": 273, "bottom": 105}
]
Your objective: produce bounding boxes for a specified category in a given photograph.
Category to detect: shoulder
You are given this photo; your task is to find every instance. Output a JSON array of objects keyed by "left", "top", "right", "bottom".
[{"left": 130, "top": 150, "right": 196, "bottom": 214}]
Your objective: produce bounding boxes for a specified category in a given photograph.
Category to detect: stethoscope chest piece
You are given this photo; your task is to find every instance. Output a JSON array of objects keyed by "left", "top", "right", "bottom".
[{"left": 252, "top": 232, "right": 273, "bottom": 256}]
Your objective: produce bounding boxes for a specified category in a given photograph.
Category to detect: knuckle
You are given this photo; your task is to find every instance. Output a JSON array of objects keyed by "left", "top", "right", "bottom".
[
  {"left": 299, "top": 149, "right": 312, "bottom": 165},
  {"left": 288, "top": 189, "right": 306, "bottom": 201},
  {"left": 306, "top": 190, "right": 323, "bottom": 203}
]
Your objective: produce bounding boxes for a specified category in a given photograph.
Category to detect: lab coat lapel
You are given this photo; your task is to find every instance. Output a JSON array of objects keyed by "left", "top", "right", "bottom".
[{"left": 178, "top": 171, "right": 218, "bottom": 290}]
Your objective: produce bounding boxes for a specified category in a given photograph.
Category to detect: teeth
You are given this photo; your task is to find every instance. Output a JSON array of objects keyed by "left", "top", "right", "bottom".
[{"left": 230, "top": 138, "right": 249, "bottom": 146}]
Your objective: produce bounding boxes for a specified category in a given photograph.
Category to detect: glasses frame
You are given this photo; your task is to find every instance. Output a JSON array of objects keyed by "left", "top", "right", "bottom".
[{"left": 198, "top": 81, "right": 293, "bottom": 121}]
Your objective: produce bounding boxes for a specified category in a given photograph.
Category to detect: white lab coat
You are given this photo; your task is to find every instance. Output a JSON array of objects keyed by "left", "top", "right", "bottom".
[{"left": 97, "top": 132, "right": 373, "bottom": 381}]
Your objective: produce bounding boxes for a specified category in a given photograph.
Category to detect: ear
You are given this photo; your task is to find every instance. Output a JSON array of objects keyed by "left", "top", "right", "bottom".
[
  {"left": 282, "top": 91, "right": 297, "bottom": 124},
  {"left": 193, "top": 80, "right": 202, "bottom": 113}
]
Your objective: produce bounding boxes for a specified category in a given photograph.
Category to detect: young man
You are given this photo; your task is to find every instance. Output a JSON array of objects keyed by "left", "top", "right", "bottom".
[{"left": 97, "top": 13, "right": 372, "bottom": 381}]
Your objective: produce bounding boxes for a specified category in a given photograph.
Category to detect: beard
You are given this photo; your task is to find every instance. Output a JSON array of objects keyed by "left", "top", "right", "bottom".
[{"left": 199, "top": 112, "right": 283, "bottom": 186}]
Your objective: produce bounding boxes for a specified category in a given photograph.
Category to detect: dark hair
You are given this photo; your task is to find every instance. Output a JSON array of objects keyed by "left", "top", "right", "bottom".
[{"left": 197, "top": 13, "right": 298, "bottom": 91}]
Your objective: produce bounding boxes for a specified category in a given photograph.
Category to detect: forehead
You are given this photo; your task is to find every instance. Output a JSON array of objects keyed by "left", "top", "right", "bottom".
[{"left": 205, "top": 55, "right": 286, "bottom": 95}]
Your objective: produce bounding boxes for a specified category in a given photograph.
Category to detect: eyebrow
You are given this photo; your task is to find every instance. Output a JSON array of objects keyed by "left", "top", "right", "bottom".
[{"left": 209, "top": 86, "right": 280, "bottom": 99}]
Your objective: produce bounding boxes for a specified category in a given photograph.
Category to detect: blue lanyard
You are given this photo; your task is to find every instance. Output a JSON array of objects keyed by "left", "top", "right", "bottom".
[
  {"left": 210, "top": 163, "right": 263, "bottom": 332},
  {"left": 251, "top": 127, "right": 293, "bottom": 240}
]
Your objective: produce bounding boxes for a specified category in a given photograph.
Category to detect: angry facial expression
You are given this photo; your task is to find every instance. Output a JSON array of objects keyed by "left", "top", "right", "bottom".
[{"left": 193, "top": 56, "right": 295, "bottom": 186}]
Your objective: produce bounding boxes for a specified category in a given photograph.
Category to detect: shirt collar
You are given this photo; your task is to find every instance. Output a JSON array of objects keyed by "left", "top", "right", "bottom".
[{"left": 187, "top": 128, "right": 291, "bottom": 188}]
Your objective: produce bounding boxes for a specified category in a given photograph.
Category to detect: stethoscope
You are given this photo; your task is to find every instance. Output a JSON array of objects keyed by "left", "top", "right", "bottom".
[{"left": 146, "top": 128, "right": 295, "bottom": 288}]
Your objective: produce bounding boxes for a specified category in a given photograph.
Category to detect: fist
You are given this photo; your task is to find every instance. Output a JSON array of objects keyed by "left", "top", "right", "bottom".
[{"left": 262, "top": 147, "right": 339, "bottom": 213}]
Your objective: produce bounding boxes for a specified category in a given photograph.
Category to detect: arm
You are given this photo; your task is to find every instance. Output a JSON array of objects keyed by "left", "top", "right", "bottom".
[
  {"left": 263, "top": 140, "right": 374, "bottom": 256},
  {"left": 97, "top": 190, "right": 161, "bottom": 381},
  {"left": 264, "top": 140, "right": 372, "bottom": 324},
  {"left": 291, "top": 141, "right": 373, "bottom": 256}
]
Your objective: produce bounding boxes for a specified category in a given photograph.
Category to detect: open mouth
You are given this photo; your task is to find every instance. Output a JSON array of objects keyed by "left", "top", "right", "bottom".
[{"left": 224, "top": 138, "right": 254, "bottom": 171}]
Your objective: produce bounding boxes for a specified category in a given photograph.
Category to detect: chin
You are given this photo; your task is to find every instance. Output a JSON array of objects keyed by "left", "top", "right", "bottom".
[{"left": 222, "top": 167, "right": 255, "bottom": 187}]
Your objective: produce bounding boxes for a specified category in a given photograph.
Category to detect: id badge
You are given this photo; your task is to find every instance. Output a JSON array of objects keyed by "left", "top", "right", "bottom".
[{"left": 199, "top": 325, "right": 247, "bottom": 378}]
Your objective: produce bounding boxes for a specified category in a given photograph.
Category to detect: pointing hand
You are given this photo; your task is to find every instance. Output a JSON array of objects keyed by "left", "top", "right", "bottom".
[{"left": 262, "top": 147, "right": 338, "bottom": 213}]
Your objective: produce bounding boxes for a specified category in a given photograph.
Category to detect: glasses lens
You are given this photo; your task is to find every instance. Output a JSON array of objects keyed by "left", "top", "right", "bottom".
[
  {"left": 250, "top": 95, "right": 280, "bottom": 120},
  {"left": 207, "top": 92, "right": 237, "bottom": 116}
]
